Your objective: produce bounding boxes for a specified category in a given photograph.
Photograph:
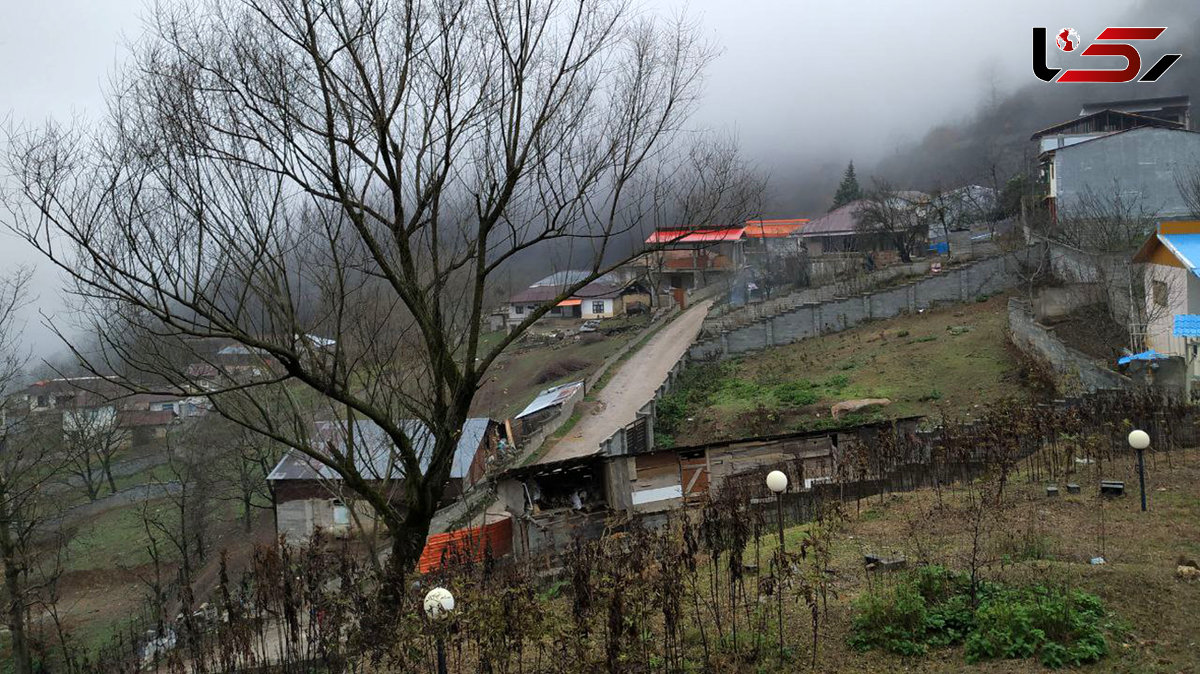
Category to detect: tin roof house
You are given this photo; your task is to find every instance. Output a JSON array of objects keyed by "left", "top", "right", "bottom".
[{"left": 267, "top": 417, "right": 502, "bottom": 544}]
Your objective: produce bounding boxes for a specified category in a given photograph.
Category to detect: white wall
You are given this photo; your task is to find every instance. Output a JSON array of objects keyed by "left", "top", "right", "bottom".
[
  {"left": 1143, "top": 263, "right": 1193, "bottom": 363},
  {"left": 581, "top": 298, "right": 617, "bottom": 319}
]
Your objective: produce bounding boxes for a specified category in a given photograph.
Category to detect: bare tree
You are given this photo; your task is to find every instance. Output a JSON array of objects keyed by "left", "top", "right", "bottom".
[
  {"left": 60, "top": 404, "right": 128, "bottom": 500},
  {"left": 853, "top": 180, "right": 930, "bottom": 263},
  {"left": 0, "top": 269, "right": 71, "bottom": 674},
  {"left": 1047, "top": 184, "right": 1158, "bottom": 347},
  {"left": 1, "top": 0, "right": 762, "bottom": 575}
]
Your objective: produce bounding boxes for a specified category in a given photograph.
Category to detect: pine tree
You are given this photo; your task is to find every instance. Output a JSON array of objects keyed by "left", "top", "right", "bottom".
[{"left": 830, "top": 161, "right": 862, "bottom": 211}]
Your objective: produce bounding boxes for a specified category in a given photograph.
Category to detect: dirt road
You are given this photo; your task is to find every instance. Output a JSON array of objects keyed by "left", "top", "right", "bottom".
[{"left": 537, "top": 299, "right": 713, "bottom": 464}]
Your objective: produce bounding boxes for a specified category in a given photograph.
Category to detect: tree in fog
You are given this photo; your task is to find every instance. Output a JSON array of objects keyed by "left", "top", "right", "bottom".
[
  {"left": 830, "top": 161, "right": 862, "bottom": 211},
  {"left": 60, "top": 404, "right": 127, "bottom": 500},
  {"left": 853, "top": 180, "right": 930, "bottom": 263},
  {"left": 1, "top": 0, "right": 762, "bottom": 574}
]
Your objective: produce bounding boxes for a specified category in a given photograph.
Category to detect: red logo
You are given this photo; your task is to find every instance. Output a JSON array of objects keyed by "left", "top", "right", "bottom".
[
  {"left": 1033, "top": 26, "right": 1181, "bottom": 83},
  {"left": 1056, "top": 28, "right": 1080, "bottom": 52}
]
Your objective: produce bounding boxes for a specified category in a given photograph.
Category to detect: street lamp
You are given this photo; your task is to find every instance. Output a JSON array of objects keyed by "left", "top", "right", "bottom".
[
  {"left": 1128, "top": 429, "right": 1150, "bottom": 512},
  {"left": 766, "top": 469, "right": 788, "bottom": 662},
  {"left": 424, "top": 587, "right": 455, "bottom": 674}
]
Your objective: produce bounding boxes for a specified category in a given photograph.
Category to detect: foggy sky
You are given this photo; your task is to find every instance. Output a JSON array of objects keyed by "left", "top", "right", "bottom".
[{"left": 0, "top": 0, "right": 1171, "bottom": 357}]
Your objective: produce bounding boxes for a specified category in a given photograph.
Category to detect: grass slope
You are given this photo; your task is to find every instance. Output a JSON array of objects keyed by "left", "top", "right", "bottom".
[{"left": 661, "top": 294, "right": 1028, "bottom": 445}]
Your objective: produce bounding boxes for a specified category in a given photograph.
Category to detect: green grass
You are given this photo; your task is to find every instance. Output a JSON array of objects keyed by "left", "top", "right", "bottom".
[
  {"left": 65, "top": 500, "right": 173, "bottom": 572},
  {"left": 658, "top": 294, "right": 1027, "bottom": 445}
]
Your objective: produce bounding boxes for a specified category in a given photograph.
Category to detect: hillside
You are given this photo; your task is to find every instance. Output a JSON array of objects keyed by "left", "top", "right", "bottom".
[{"left": 657, "top": 293, "right": 1031, "bottom": 446}]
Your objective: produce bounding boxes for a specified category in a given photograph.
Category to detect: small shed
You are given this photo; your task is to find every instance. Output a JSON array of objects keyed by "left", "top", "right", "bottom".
[{"left": 267, "top": 417, "right": 501, "bottom": 544}]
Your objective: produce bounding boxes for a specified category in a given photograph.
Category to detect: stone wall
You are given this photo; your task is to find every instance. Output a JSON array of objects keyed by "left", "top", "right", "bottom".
[
  {"left": 690, "top": 253, "right": 1027, "bottom": 361},
  {"left": 1007, "top": 298, "right": 1131, "bottom": 393}
]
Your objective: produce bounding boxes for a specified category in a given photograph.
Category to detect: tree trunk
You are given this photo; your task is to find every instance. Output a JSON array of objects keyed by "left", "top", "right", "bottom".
[
  {"left": 0, "top": 511, "right": 33, "bottom": 674},
  {"left": 242, "top": 493, "right": 253, "bottom": 533},
  {"left": 104, "top": 461, "right": 117, "bottom": 495}
]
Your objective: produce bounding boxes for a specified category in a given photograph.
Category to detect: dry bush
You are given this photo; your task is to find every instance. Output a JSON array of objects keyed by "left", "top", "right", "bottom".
[{"left": 534, "top": 357, "right": 590, "bottom": 384}]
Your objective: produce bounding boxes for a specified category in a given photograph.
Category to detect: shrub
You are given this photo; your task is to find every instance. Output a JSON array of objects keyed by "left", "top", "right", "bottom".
[
  {"left": 774, "top": 380, "right": 819, "bottom": 406},
  {"left": 850, "top": 567, "right": 1109, "bottom": 669},
  {"left": 849, "top": 582, "right": 930, "bottom": 656},
  {"left": 534, "top": 357, "right": 590, "bottom": 384},
  {"left": 824, "top": 374, "right": 849, "bottom": 391}
]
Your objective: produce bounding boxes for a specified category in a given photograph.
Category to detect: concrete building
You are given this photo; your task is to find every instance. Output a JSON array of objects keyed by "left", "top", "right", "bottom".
[{"left": 1031, "top": 98, "right": 1200, "bottom": 222}]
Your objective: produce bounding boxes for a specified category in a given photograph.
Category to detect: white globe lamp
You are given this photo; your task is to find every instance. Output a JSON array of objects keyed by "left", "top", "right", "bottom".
[
  {"left": 765, "top": 470, "right": 788, "bottom": 494},
  {"left": 1127, "top": 429, "right": 1150, "bottom": 450},
  {"left": 424, "top": 587, "right": 455, "bottom": 619}
]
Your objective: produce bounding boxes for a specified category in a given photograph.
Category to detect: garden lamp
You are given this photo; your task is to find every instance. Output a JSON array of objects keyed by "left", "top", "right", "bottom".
[{"left": 1128, "top": 429, "right": 1149, "bottom": 512}]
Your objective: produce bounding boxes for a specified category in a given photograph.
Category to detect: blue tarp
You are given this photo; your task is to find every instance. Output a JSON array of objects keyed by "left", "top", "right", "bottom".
[
  {"left": 927, "top": 241, "right": 949, "bottom": 255},
  {"left": 1173, "top": 314, "right": 1200, "bottom": 337},
  {"left": 1117, "top": 349, "right": 1169, "bottom": 365}
]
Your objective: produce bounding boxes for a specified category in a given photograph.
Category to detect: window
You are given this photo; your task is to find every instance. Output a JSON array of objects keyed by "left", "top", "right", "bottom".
[
  {"left": 1152, "top": 280, "right": 1168, "bottom": 308},
  {"left": 592, "top": 301, "right": 605, "bottom": 314},
  {"left": 332, "top": 500, "right": 351, "bottom": 526},
  {"left": 161, "top": 403, "right": 174, "bottom": 413},
  {"left": 36, "top": 395, "right": 48, "bottom": 407},
  {"left": 514, "top": 304, "right": 524, "bottom": 315}
]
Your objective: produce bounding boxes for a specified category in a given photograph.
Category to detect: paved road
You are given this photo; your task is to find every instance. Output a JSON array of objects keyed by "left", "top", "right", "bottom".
[{"left": 537, "top": 299, "right": 713, "bottom": 464}]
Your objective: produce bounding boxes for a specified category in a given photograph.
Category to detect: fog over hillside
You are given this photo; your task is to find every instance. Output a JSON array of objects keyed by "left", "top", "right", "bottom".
[{"left": 1, "top": 0, "right": 1193, "bottom": 355}]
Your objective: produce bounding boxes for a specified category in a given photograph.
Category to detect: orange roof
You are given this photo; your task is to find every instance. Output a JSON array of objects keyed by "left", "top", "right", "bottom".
[
  {"left": 743, "top": 219, "right": 808, "bottom": 238},
  {"left": 557, "top": 299, "right": 582, "bottom": 307}
]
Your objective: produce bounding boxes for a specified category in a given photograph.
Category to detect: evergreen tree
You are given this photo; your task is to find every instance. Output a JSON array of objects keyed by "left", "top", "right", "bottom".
[{"left": 830, "top": 161, "right": 862, "bottom": 211}]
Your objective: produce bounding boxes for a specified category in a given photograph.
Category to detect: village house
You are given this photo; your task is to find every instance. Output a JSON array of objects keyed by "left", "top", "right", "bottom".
[
  {"left": 1132, "top": 220, "right": 1200, "bottom": 384},
  {"left": 267, "top": 417, "right": 503, "bottom": 544},
  {"left": 640, "top": 224, "right": 745, "bottom": 290},
  {"left": 742, "top": 218, "right": 808, "bottom": 258},
  {"left": 506, "top": 272, "right": 651, "bottom": 325},
  {"left": 1031, "top": 97, "right": 1200, "bottom": 223},
  {"left": 797, "top": 194, "right": 927, "bottom": 258}
]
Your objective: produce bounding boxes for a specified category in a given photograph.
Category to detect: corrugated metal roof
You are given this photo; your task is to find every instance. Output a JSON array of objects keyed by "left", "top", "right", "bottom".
[
  {"left": 799, "top": 202, "right": 862, "bottom": 236},
  {"left": 267, "top": 417, "right": 491, "bottom": 482},
  {"left": 515, "top": 381, "right": 585, "bottom": 419},
  {"left": 1174, "top": 315, "right": 1200, "bottom": 337},
  {"left": 645, "top": 227, "right": 745, "bottom": 244},
  {"left": 509, "top": 281, "right": 623, "bottom": 304},
  {"left": 743, "top": 219, "right": 808, "bottom": 238}
]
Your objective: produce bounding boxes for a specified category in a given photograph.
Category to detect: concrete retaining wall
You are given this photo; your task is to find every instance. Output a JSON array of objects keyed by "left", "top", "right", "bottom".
[
  {"left": 1007, "top": 298, "right": 1131, "bottom": 393},
  {"left": 690, "top": 253, "right": 1027, "bottom": 361}
]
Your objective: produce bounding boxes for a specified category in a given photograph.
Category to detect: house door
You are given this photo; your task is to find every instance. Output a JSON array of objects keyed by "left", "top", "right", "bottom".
[{"left": 680, "top": 452, "right": 709, "bottom": 504}]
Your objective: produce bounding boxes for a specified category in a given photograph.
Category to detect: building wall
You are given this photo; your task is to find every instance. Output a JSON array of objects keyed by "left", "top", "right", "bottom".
[
  {"left": 1143, "top": 263, "right": 1195, "bottom": 364},
  {"left": 1008, "top": 298, "right": 1132, "bottom": 392},
  {"left": 1054, "top": 128, "right": 1200, "bottom": 218},
  {"left": 581, "top": 297, "right": 620, "bottom": 319}
]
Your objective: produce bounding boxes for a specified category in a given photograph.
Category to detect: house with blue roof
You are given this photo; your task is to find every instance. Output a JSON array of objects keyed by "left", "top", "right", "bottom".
[{"left": 1132, "top": 221, "right": 1200, "bottom": 376}]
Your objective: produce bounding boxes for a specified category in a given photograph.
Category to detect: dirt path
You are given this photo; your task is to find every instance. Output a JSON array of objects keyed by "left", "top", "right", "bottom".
[{"left": 536, "top": 299, "right": 713, "bottom": 464}]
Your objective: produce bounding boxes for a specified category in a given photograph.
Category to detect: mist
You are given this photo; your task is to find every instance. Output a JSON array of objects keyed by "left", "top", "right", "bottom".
[{"left": 1, "top": 0, "right": 1191, "bottom": 357}]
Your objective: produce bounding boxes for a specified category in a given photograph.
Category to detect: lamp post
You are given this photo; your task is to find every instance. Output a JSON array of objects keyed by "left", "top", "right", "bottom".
[
  {"left": 424, "top": 587, "right": 455, "bottom": 674},
  {"left": 1128, "top": 429, "right": 1150, "bottom": 512},
  {"left": 766, "top": 470, "right": 788, "bottom": 662}
]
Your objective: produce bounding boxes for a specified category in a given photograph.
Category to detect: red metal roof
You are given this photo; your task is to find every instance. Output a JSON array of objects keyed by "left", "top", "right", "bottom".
[{"left": 645, "top": 227, "right": 745, "bottom": 244}]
